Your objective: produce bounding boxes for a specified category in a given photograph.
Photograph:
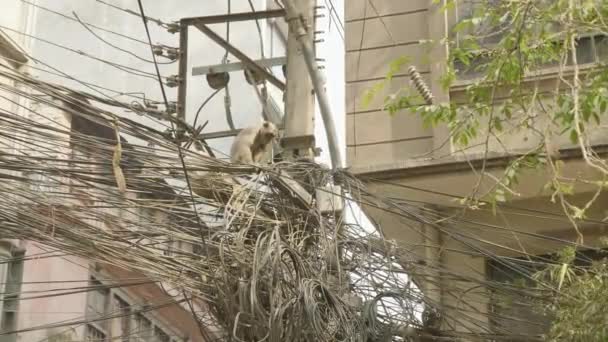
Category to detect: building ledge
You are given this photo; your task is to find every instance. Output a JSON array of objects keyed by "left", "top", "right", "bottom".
[
  {"left": 348, "top": 144, "right": 608, "bottom": 180},
  {"left": 0, "top": 31, "right": 27, "bottom": 67}
]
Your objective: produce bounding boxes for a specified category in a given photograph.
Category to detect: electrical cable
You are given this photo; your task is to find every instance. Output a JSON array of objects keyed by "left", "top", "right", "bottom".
[
  {"left": 222, "top": 0, "right": 236, "bottom": 131},
  {"left": 94, "top": 0, "right": 171, "bottom": 28},
  {"left": 72, "top": 12, "right": 176, "bottom": 65},
  {"left": 193, "top": 88, "right": 222, "bottom": 130},
  {"left": 18, "top": 0, "right": 174, "bottom": 49},
  {"left": 0, "top": 24, "right": 165, "bottom": 81},
  {"left": 135, "top": 0, "right": 211, "bottom": 269}
]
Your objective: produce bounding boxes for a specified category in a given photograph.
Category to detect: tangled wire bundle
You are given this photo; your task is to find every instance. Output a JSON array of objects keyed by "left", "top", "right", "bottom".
[{"left": 0, "top": 63, "right": 554, "bottom": 342}]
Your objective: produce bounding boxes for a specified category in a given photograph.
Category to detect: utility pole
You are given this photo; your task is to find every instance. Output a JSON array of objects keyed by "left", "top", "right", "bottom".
[
  {"left": 280, "top": 0, "right": 317, "bottom": 161},
  {"left": 282, "top": 0, "right": 343, "bottom": 169}
]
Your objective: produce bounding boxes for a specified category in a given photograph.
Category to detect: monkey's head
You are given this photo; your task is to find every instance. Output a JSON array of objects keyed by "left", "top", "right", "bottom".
[{"left": 259, "top": 121, "right": 278, "bottom": 145}]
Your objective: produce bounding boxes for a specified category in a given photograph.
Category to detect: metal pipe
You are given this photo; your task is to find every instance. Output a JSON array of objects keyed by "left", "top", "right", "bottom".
[
  {"left": 281, "top": 0, "right": 343, "bottom": 169},
  {"left": 176, "top": 20, "right": 188, "bottom": 131}
]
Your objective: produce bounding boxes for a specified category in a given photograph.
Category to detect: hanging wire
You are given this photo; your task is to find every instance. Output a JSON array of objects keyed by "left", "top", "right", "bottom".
[{"left": 222, "top": 0, "right": 236, "bottom": 131}]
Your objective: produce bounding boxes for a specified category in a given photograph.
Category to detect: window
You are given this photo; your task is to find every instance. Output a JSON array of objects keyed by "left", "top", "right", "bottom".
[
  {"left": 112, "top": 296, "right": 130, "bottom": 342},
  {"left": 85, "top": 324, "right": 106, "bottom": 342},
  {"left": 153, "top": 326, "right": 171, "bottom": 342},
  {"left": 132, "top": 313, "right": 153, "bottom": 342},
  {"left": 451, "top": 0, "right": 608, "bottom": 80},
  {"left": 0, "top": 247, "right": 24, "bottom": 342},
  {"left": 87, "top": 276, "right": 182, "bottom": 342},
  {"left": 86, "top": 277, "right": 109, "bottom": 340},
  {"left": 452, "top": 0, "right": 505, "bottom": 46},
  {"left": 487, "top": 249, "right": 608, "bottom": 340},
  {"left": 162, "top": 237, "right": 175, "bottom": 257},
  {"left": 487, "top": 257, "right": 551, "bottom": 340},
  {"left": 87, "top": 278, "right": 109, "bottom": 318}
]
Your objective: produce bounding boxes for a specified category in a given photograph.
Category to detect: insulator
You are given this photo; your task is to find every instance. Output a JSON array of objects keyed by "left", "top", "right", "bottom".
[
  {"left": 314, "top": 39, "right": 325, "bottom": 44},
  {"left": 165, "top": 48, "right": 179, "bottom": 61},
  {"left": 166, "top": 75, "right": 180, "bottom": 88},
  {"left": 152, "top": 45, "right": 164, "bottom": 56},
  {"left": 166, "top": 102, "right": 177, "bottom": 114},
  {"left": 243, "top": 68, "right": 264, "bottom": 86},
  {"left": 144, "top": 100, "right": 158, "bottom": 109},
  {"left": 408, "top": 65, "right": 433, "bottom": 105},
  {"left": 206, "top": 72, "right": 230, "bottom": 90},
  {"left": 167, "top": 23, "right": 180, "bottom": 34},
  {"left": 281, "top": 64, "right": 287, "bottom": 78}
]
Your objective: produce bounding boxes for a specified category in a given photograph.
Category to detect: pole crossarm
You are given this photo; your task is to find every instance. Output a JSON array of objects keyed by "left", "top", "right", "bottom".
[
  {"left": 192, "top": 57, "right": 286, "bottom": 76},
  {"left": 181, "top": 9, "right": 286, "bottom": 26},
  {"left": 193, "top": 24, "right": 286, "bottom": 91}
]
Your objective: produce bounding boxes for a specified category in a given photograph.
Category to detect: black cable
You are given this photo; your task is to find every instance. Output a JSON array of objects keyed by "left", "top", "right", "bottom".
[
  {"left": 19, "top": 0, "right": 171, "bottom": 48},
  {"left": 135, "top": 0, "right": 209, "bottom": 255},
  {"left": 0, "top": 25, "right": 162, "bottom": 81},
  {"left": 95, "top": 0, "right": 170, "bottom": 28},
  {"left": 72, "top": 12, "right": 175, "bottom": 65},
  {"left": 193, "top": 88, "right": 222, "bottom": 130},
  {"left": 134, "top": 1, "right": 170, "bottom": 106},
  {"left": 223, "top": 0, "right": 236, "bottom": 131}
]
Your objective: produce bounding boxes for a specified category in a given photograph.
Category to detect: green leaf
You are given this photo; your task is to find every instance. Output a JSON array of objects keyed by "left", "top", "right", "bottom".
[
  {"left": 557, "top": 263, "right": 569, "bottom": 290},
  {"left": 569, "top": 129, "right": 579, "bottom": 144}
]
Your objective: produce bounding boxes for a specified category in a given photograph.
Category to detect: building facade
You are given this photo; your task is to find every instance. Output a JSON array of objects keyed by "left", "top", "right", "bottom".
[
  {"left": 345, "top": 0, "right": 608, "bottom": 337},
  {"left": 0, "top": 1, "right": 230, "bottom": 341}
]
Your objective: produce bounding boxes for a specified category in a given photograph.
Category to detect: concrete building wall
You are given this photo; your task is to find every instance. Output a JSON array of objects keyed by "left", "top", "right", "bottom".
[
  {"left": 345, "top": 0, "right": 437, "bottom": 168},
  {"left": 345, "top": 0, "right": 608, "bottom": 171},
  {"left": 17, "top": 243, "right": 89, "bottom": 342},
  {"left": 345, "top": 0, "right": 608, "bottom": 337}
]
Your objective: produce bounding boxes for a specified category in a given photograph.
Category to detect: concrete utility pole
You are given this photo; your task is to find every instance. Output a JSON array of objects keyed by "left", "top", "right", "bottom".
[
  {"left": 280, "top": 0, "right": 317, "bottom": 161},
  {"left": 282, "top": 0, "right": 343, "bottom": 169}
]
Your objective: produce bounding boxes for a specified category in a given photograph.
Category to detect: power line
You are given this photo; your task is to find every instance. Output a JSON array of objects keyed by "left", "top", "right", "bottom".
[
  {"left": 323, "top": 0, "right": 345, "bottom": 42},
  {"left": 72, "top": 12, "right": 176, "bottom": 65},
  {"left": 325, "top": 0, "right": 345, "bottom": 33},
  {"left": 135, "top": 0, "right": 210, "bottom": 260},
  {"left": 0, "top": 53, "right": 162, "bottom": 104},
  {"left": 0, "top": 25, "right": 166, "bottom": 81},
  {"left": 193, "top": 88, "right": 222, "bottom": 130},
  {"left": 19, "top": 0, "right": 174, "bottom": 49},
  {"left": 94, "top": 0, "right": 172, "bottom": 28}
]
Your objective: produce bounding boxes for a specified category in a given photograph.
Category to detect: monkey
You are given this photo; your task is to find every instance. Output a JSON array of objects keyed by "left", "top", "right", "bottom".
[{"left": 230, "top": 121, "right": 278, "bottom": 164}]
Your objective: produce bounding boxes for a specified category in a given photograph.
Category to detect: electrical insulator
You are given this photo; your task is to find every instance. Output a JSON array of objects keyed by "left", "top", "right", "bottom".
[
  {"left": 167, "top": 23, "right": 180, "bottom": 34},
  {"left": 144, "top": 100, "right": 158, "bottom": 110},
  {"left": 244, "top": 68, "right": 264, "bottom": 85},
  {"left": 152, "top": 45, "right": 164, "bottom": 56},
  {"left": 281, "top": 64, "right": 287, "bottom": 78},
  {"left": 206, "top": 72, "right": 230, "bottom": 90},
  {"left": 408, "top": 65, "right": 433, "bottom": 105},
  {"left": 166, "top": 75, "right": 180, "bottom": 88},
  {"left": 165, "top": 48, "right": 179, "bottom": 61},
  {"left": 166, "top": 102, "right": 177, "bottom": 114}
]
